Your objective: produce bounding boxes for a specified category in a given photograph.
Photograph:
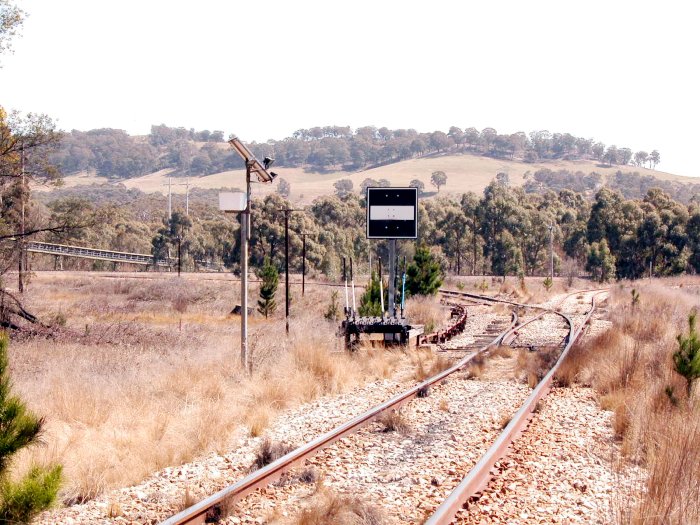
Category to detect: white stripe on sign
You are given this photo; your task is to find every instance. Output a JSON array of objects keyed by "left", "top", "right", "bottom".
[{"left": 370, "top": 205, "right": 415, "bottom": 221}]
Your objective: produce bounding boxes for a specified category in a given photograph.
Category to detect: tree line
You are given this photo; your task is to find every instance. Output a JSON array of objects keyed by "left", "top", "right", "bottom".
[
  {"left": 49, "top": 123, "right": 663, "bottom": 180},
  {"left": 12, "top": 176, "right": 700, "bottom": 287},
  {"left": 523, "top": 168, "right": 700, "bottom": 204}
]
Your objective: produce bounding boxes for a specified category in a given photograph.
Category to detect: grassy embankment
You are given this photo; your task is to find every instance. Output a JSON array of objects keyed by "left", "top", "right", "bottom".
[{"left": 558, "top": 279, "right": 700, "bottom": 524}]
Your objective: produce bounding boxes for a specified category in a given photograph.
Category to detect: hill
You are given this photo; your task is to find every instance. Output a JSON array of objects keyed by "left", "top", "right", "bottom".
[{"left": 38, "top": 152, "right": 700, "bottom": 205}]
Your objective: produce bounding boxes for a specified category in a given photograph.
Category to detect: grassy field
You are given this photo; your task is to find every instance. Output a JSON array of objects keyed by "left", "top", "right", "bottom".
[
  {"left": 36, "top": 153, "right": 695, "bottom": 205},
  {"left": 7, "top": 272, "right": 448, "bottom": 504}
]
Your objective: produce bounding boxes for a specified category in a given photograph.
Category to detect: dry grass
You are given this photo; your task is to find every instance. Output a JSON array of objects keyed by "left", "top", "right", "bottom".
[
  {"left": 412, "top": 347, "right": 450, "bottom": 381},
  {"left": 291, "top": 490, "right": 384, "bottom": 525},
  {"left": 489, "top": 345, "right": 512, "bottom": 359},
  {"left": 515, "top": 346, "right": 560, "bottom": 388},
  {"left": 556, "top": 280, "right": 700, "bottom": 523},
  {"left": 378, "top": 409, "right": 411, "bottom": 434},
  {"left": 464, "top": 354, "right": 485, "bottom": 379},
  {"left": 250, "top": 439, "right": 295, "bottom": 471},
  {"left": 405, "top": 295, "right": 447, "bottom": 334},
  {"left": 8, "top": 273, "right": 406, "bottom": 505}
]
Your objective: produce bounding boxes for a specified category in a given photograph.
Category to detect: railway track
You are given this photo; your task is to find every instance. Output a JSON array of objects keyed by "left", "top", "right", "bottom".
[
  {"left": 157, "top": 288, "right": 604, "bottom": 525},
  {"left": 426, "top": 289, "right": 605, "bottom": 525}
]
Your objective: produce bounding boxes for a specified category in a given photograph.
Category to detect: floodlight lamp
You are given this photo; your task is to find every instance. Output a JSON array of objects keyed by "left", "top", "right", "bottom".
[
  {"left": 228, "top": 136, "right": 254, "bottom": 162},
  {"left": 263, "top": 156, "right": 275, "bottom": 169},
  {"left": 270, "top": 171, "right": 278, "bottom": 180}
]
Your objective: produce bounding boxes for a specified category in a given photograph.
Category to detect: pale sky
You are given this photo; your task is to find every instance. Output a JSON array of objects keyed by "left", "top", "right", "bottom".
[{"left": 1, "top": 0, "right": 698, "bottom": 177}]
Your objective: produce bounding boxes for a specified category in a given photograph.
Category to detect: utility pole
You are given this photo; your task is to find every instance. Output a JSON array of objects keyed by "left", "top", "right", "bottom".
[
  {"left": 240, "top": 164, "right": 252, "bottom": 371},
  {"left": 300, "top": 233, "right": 313, "bottom": 297},
  {"left": 285, "top": 210, "right": 290, "bottom": 334},
  {"left": 164, "top": 178, "right": 190, "bottom": 219},
  {"left": 177, "top": 235, "right": 182, "bottom": 277},
  {"left": 185, "top": 178, "right": 190, "bottom": 216},
  {"left": 18, "top": 146, "right": 25, "bottom": 294},
  {"left": 167, "top": 177, "right": 172, "bottom": 220},
  {"left": 222, "top": 137, "right": 277, "bottom": 373},
  {"left": 549, "top": 223, "right": 554, "bottom": 281},
  {"left": 277, "top": 208, "right": 303, "bottom": 333}
]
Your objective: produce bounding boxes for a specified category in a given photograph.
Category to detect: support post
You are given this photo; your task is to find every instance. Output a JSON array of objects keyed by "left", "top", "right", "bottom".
[
  {"left": 240, "top": 164, "right": 252, "bottom": 373},
  {"left": 168, "top": 177, "right": 172, "bottom": 221},
  {"left": 284, "top": 210, "right": 290, "bottom": 334},
  {"left": 185, "top": 178, "right": 190, "bottom": 216},
  {"left": 549, "top": 223, "right": 554, "bottom": 281},
  {"left": 388, "top": 239, "right": 396, "bottom": 318},
  {"left": 18, "top": 148, "right": 25, "bottom": 293},
  {"left": 177, "top": 235, "right": 182, "bottom": 277},
  {"left": 301, "top": 233, "right": 306, "bottom": 297}
]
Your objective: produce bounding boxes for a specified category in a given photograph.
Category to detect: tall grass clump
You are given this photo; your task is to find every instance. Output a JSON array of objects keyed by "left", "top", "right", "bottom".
[
  {"left": 405, "top": 295, "right": 446, "bottom": 334},
  {"left": 292, "top": 490, "right": 384, "bottom": 525},
  {"left": 555, "top": 281, "right": 700, "bottom": 523}
]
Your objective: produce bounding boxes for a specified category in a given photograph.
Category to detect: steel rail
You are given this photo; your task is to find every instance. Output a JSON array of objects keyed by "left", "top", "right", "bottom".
[
  {"left": 160, "top": 309, "right": 519, "bottom": 525},
  {"left": 424, "top": 291, "right": 604, "bottom": 525}
]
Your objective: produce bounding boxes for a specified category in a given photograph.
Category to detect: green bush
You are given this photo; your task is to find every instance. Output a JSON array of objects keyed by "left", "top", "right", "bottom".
[
  {"left": 543, "top": 276, "right": 553, "bottom": 292},
  {"left": 359, "top": 272, "right": 386, "bottom": 317},
  {"left": 257, "top": 257, "right": 279, "bottom": 318},
  {"left": 674, "top": 310, "right": 700, "bottom": 397},
  {"left": 405, "top": 245, "right": 443, "bottom": 297},
  {"left": 0, "top": 332, "right": 62, "bottom": 523}
]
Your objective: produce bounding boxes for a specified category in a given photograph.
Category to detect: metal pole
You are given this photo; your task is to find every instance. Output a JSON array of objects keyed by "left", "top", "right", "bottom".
[
  {"left": 185, "top": 178, "right": 190, "bottom": 216},
  {"left": 388, "top": 239, "right": 396, "bottom": 317},
  {"left": 343, "top": 257, "right": 349, "bottom": 317},
  {"left": 549, "top": 223, "right": 554, "bottom": 281},
  {"left": 378, "top": 258, "right": 385, "bottom": 316},
  {"left": 177, "top": 236, "right": 182, "bottom": 277},
  {"left": 302, "top": 234, "right": 306, "bottom": 297},
  {"left": 168, "top": 177, "right": 172, "bottom": 221},
  {"left": 285, "top": 210, "right": 290, "bottom": 334},
  {"left": 350, "top": 257, "right": 356, "bottom": 318},
  {"left": 401, "top": 256, "right": 407, "bottom": 318},
  {"left": 19, "top": 147, "right": 25, "bottom": 293},
  {"left": 368, "top": 245, "right": 372, "bottom": 281},
  {"left": 240, "top": 163, "right": 252, "bottom": 372}
]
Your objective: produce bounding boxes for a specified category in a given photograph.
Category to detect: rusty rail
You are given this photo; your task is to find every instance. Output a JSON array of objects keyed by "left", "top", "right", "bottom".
[
  {"left": 419, "top": 304, "right": 469, "bottom": 345},
  {"left": 160, "top": 311, "right": 518, "bottom": 525},
  {"left": 424, "top": 291, "right": 604, "bottom": 525}
]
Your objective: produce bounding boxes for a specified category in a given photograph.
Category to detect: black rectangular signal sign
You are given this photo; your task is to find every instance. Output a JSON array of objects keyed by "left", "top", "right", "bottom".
[{"left": 366, "top": 187, "right": 418, "bottom": 239}]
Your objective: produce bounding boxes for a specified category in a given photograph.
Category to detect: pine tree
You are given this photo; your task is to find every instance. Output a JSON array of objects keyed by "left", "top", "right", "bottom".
[
  {"left": 359, "top": 272, "right": 386, "bottom": 316},
  {"left": 257, "top": 257, "right": 278, "bottom": 319},
  {"left": 0, "top": 332, "right": 62, "bottom": 523},
  {"left": 674, "top": 310, "right": 700, "bottom": 397},
  {"left": 406, "top": 245, "right": 443, "bottom": 297}
]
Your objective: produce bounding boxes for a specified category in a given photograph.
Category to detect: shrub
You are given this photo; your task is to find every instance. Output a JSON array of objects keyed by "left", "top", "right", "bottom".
[
  {"left": 0, "top": 332, "right": 62, "bottom": 523},
  {"left": 324, "top": 291, "right": 340, "bottom": 321},
  {"left": 378, "top": 409, "right": 411, "bottom": 434},
  {"left": 257, "top": 257, "right": 279, "bottom": 318},
  {"left": 674, "top": 310, "right": 700, "bottom": 397},
  {"left": 406, "top": 245, "right": 443, "bottom": 297},
  {"left": 250, "top": 439, "right": 295, "bottom": 471},
  {"left": 543, "top": 276, "right": 553, "bottom": 292}
]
